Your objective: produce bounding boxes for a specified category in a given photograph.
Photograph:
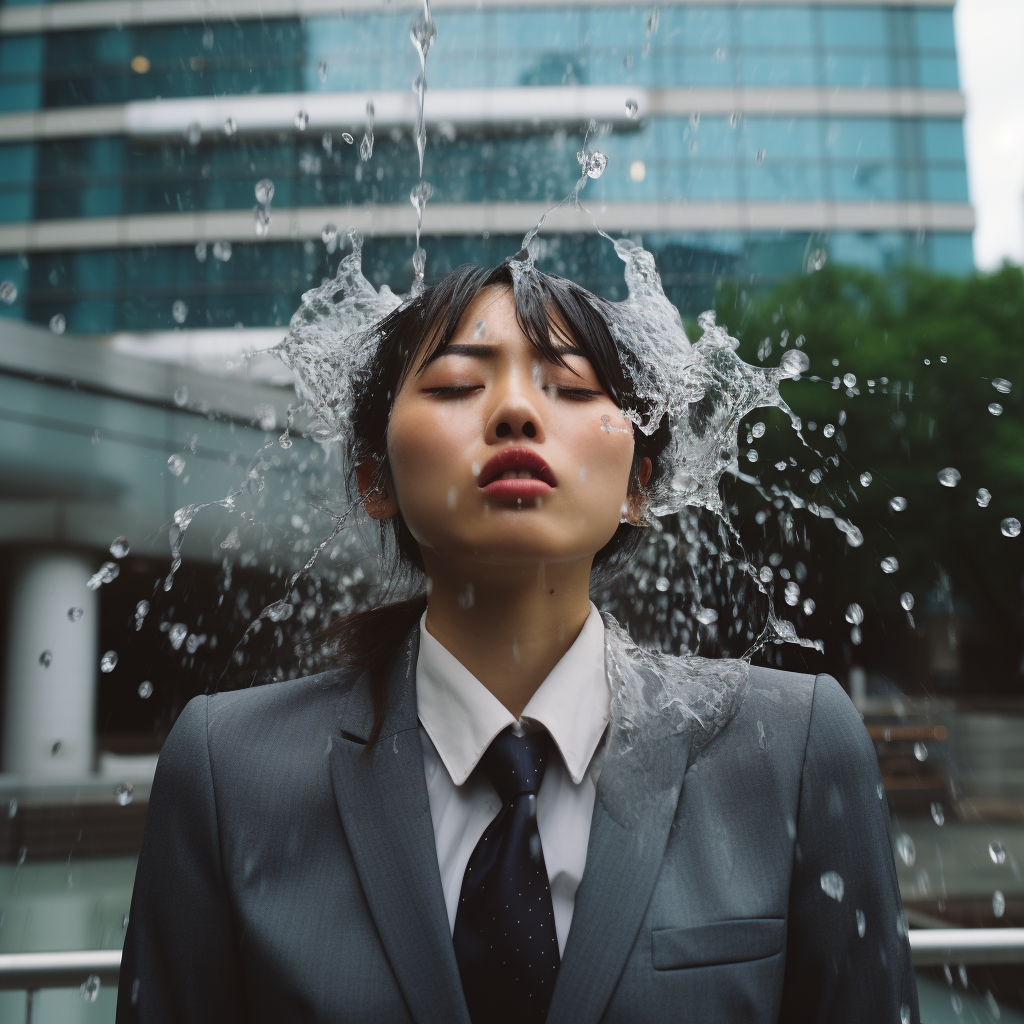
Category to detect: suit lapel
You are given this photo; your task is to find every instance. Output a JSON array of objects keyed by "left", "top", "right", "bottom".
[
  {"left": 329, "top": 633, "right": 471, "bottom": 1024},
  {"left": 546, "top": 727, "right": 693, "bottom": 1024}
]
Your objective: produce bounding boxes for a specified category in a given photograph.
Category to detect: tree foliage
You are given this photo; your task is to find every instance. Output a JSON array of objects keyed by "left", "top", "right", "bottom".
[{"left": 712, "top": 264, "right": 1024, "bottom": 694}]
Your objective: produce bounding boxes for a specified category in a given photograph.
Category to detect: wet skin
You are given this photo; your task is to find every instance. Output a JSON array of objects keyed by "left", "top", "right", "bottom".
[{"left": 358, "top": 284, "right": 650, "bottom": 714}]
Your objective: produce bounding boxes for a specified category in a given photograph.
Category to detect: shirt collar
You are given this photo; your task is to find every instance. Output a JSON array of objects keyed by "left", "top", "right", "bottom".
[{"left": 416, "top": 603, "right": 610, "bottom": 787}]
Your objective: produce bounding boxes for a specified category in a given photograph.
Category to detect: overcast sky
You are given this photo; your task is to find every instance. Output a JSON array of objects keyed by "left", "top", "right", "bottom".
[{"left": 956, "top": 0, "right": 1024, "bottom": 269}]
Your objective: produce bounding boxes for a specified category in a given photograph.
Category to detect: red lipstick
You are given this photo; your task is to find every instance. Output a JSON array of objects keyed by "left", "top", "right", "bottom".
[{"left": 477, "top": 446, "right": 556, "bottom": 501}]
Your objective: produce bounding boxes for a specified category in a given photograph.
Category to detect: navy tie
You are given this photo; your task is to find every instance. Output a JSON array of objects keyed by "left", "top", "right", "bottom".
[{"left": 453, "top": 726, "right": 561, "bottom": 1024}]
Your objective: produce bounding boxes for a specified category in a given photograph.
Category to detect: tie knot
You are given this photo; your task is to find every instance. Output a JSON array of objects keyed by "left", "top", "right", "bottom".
[{"left": 479, "top": 726, "right": 550, "bottom": 804}]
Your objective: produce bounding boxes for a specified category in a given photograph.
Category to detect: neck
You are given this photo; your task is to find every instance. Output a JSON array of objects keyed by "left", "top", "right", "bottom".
[{"left": 420, "top": 555, "right": 594, "bottom": 718}]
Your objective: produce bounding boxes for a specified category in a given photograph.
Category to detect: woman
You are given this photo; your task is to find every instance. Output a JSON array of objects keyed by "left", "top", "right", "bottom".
[{"left": 117, "top": 256, "right": 918, "bottom": 1023}]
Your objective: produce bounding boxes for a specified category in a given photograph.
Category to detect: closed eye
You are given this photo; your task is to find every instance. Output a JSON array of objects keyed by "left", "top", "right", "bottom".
[
  {"left": 550, "top": 386, "right": 604, "bottom": 401},
  {"left": 423, "top": 384, "right": 484, "bottom": 397}
]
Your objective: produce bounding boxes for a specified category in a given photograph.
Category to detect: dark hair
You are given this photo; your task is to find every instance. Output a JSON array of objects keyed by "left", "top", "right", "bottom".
[{"left": 330, "top": 260, "right": 670, "bottom": 745}]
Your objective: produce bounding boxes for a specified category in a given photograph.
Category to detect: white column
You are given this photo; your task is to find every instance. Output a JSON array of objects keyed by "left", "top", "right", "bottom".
[{"left": 3, "top": 552, "right": 98, "bottom": 777}]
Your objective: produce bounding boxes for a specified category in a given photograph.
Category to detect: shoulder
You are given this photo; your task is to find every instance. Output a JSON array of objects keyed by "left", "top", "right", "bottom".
[{"left": 161, "top": 668, "right": 364, "bottom": 774}]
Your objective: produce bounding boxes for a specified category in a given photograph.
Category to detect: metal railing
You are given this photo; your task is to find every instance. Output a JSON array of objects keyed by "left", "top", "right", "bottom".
[{"left": 0, "top": 932, "right": 1021, "bottom": 1009}]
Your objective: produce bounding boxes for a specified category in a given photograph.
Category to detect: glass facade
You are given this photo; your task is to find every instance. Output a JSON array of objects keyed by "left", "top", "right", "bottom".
[
  {"left": 0, "top": 3, "right": 973, "bottom": 329},
  {"left": 0, "top": 6, "right": 959, "bottom": 113}
]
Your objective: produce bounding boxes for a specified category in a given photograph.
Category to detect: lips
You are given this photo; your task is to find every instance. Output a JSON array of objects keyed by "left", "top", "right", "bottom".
[{"left": 477, "top": 446, "right": 556, "bottom": 501}]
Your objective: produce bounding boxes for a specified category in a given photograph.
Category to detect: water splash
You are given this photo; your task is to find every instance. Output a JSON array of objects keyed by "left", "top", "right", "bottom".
[{"left": 408, "top": 0, "right": 436, "bottom": 292}]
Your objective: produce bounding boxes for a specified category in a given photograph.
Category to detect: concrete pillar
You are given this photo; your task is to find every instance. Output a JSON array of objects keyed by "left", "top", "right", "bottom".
[{"left": 3, "top": 552, "right": 98, "bottom": 777}]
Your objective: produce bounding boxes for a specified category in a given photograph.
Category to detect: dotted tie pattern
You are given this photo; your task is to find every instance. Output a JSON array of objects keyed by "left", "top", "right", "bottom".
[{"left": 453, "top": 726, "right": 561, "bottom": 1024}]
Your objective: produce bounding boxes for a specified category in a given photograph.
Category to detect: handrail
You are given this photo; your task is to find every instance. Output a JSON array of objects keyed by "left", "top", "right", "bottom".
[
  {"left": 0, "top": 950, "right": 121, "bottom": 991},
  {"left": 909, "top": 928, "right": 1024, "bottom": 965},
  {"left": 0, "top": 931, "right": 1021, "bottom": 992}
]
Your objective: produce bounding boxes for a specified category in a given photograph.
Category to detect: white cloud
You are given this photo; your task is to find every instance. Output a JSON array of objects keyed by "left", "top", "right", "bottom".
[{"left": 956, "top": 0, "right": 1024, "bottom": 269}]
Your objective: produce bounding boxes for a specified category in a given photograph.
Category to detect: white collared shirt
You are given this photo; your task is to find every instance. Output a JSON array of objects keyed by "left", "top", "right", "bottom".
[{"left": 416, "top": 603, "right": 610, "bottom": 956}]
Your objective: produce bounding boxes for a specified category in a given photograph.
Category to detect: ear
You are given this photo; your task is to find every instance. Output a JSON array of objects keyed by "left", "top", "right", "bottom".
[
  {"left": 356, "top": 458, "right": 399, "bottom": 521},
  {"left": 624, "top": 456, "right": 653, "bottom": 526}
]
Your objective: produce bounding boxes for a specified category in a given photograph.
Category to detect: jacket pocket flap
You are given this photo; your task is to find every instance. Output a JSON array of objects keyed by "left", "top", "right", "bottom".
[{"left": 652, "top": 918, "right": 785, "bottom": 970}]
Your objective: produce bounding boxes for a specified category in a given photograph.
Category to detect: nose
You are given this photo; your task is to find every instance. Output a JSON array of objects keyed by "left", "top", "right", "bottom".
[{"left": 485, "top": 372, "right": 546, "bottom": 445}]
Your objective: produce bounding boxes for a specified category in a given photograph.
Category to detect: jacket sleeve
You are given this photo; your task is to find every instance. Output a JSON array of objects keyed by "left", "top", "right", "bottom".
[
  {"left": 777, "top": 675, "right": 919, "bottom": 1024},
  {"left": 116, "top": 695, "right": 248, "bottom": 1023}
]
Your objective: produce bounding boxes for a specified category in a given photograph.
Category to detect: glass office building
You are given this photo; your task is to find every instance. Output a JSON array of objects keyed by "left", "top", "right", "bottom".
[{"left": 0, "top": 0, "right": 972, "bottom": 333}]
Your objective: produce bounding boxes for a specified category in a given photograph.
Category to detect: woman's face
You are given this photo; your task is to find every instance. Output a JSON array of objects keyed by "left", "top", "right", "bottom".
[{"left": 379, "top": 285, "right": 643, "bottom": 569}]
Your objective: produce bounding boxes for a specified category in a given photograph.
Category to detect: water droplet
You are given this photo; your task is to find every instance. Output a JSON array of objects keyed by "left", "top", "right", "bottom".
[
  {"left": 341, "top": 132, "right": 354, "bottom": 145},
  {"left": 845, "top": 603, "right": 864, "bottom": 625},
  {"left": 695, "top": 608, "right": 718, "bottom": 625},
  {"left": 806, "top": 248, "right": 827, "bottom": 273},
  {"left": 900, "top": 592, "right": 915, "bottom": 612},
  {"left": 79, "top": 975, "right": 101, "bottom": 1002},
  {"left": 68, "top": 607, "right": 83, "bottom": 622},
  {"left": 809, "top": 469, "right": 823, "bottom": 484},
  {"left": 755, "top": 147, "right": 766, "bottom": 165},
  {"left": 976, "top": 487, "right": 992, "bottom": 508},
  {"left": 729, "top": 111, "right": 740, "bottom": 129},
  {"left": 655, "top": 576, "right": 669, "bottom": 592},
  {"left": 820, "top": 870, "right": 844, "bottom": 902},
  {"left": 938, "top": 467, "right": 961, "bottom": 488},
  {"left": 888, "top": 496, "right": 908, "bottom": 513},
  {"left": 410, "top": 180, "right": 433, "bottom": 214},
  {"left": 930, "top": 802, "right": 945, "bottom": 826},
  {"left": 989, "top": 840, "right": 1006, "bottom": 864},
  {"left": 896, "top": 833, "right": 916, "bottom": 866},
  {"left": 746, "top": 449, "right": 758, "bottom": 463},
  {"left": 100, "top": 650, "right": 118, "bottom": 673},
  {"left": 993, "top": 890, "right": 1005, "bottom": 918},
  {"left": 173, "top": 385, "right": 189, "bottom": 407},
  {"left": 823, "top": 423, "right": 835, "bottom": 438},
  {"left": 87, "top": 561, "right": 120, "bottom": 590},
  {"left": 625, "top": 98, "right": 639, "bottom": 119},
  {"left": 842, "top": 373, "right": 857, "bottom": 389},
  {"left": 294, "top": 109, "right": 308, "bottom": 131},
  {"left": 107, "top": 538, "right": 129, "bottom": 561},
  {"left": 212, "top": 240, "right": 232, "bottom": 262},
  {"left": 254, "top": 179, "right": 275, "bottom": 205},
  {"left": 186, "top": 121, "right": 201, "bottom": 145},
  {"left": 1001, "top": 517, "right": 1021, "bottom": 538},
  {"left": 775, "top": 460, "right": 787, "bottom": 471},
  {"left": 779, "top": 349, "right": 809, "bottom": 378},
  {"left": 881, "top": 556, "right": 899, "bottom": 574},
  {"left": 39, "top": 650, "right": 52, "bottom": 667},
  {"left": 991, "top": 378, "right": 1012, "bottom": 395},
  {"left": 989, "top": 402, "right": 1003, "bottom": 416},
  {"left": 850, "top": 625, "right": 862, "bottom": 645},
  {"left": 784, "top": 581, "right": 800, "bottom": 606},
  {"left": 755, "top": 566, "right": 772, "bottom": 585},
  {"left": 278, "top": 431, "right": 292, "bottom": 449},
  {"left": 577, "top": 149, "right": 608, "bottom": 179},
  {"left": 168, "top": 623, "right": 188, "bottom": 649},
  {"left": 856, "top": 909, "right": 866, "bottom": 937},
  {"left": 223, "top": 116, "right": 236, "bottom": 136},
  {"left": 254, "top": 206, "right": 271, "bottom": 237},
  {"left": 317, "top": 57, "right": 327, "bottom": 84},
  {"left": 751, "top": 421, "right": 766, "bottom": 438},
  {"left": 802, "top": 598, "right": 816, "bottom": 616},
  {"left": 167, "top": 453, "right": 185, "bottom": 476},
  {"left": 322, "top": 223, "right": 338, "bottom": 251},
  {"left": 0, "top": 280, "right": 17, "bottom": 304},
  {"left": 115, "top": 782, "right": 133, "bottom": 807},
  {"left": 138, "top": 680, "right": 153, "bottom": 699},
  {"left": 49, "top": 313, "right": 66, "bottom": 335},
  {"left": 914, "top": 741, "right": 928, "bottom": 761}
]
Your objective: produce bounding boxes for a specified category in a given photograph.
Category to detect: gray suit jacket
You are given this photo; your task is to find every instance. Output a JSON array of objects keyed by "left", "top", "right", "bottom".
[{"left": 117, "top": 632, "right": 919, "bottom": 1023}]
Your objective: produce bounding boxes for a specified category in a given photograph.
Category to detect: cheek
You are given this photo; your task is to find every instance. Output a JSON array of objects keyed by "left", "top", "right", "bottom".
[
  {"left": 386, "top": 401, "right": 472, "bottom": 511},
  {"left": 564, "top": 411, "right": 635, "bottom": 499}
]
